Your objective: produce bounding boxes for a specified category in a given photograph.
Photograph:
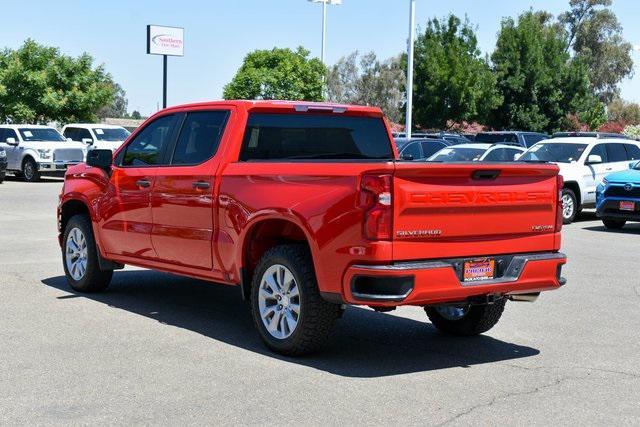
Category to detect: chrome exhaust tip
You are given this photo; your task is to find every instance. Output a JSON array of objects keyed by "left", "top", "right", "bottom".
[{"left": 508, "top": 292, "right": 540, "bottom": 302}]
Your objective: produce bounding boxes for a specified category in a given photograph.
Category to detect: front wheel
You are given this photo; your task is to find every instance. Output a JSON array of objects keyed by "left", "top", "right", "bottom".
[
  {"left": 602, "top": 218, "right": 626, "bottom": 229},
  {"left": 22, "top": 158, "right": 41, "bottom": 182},
  {"left": 62, "top": 215, "right": 113, "bottom": 293},
  {"left": 250, "top": 245, "right": 341, "bottom": 356},
  {"left": 425, "top": 299, "right": 506, "bottom": 336},
  {"left": 561, "top": 188, "right": 578, "bottom": 224}
]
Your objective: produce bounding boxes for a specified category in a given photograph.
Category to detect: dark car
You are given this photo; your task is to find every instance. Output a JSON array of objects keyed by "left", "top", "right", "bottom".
[
  {"left": 474, "top": 131, "right": 549, "bottom": 148},
  {"left": 0, "top": 146, "right": 7, "bottom": 183},
  {"left": 395, "top": 137, "right": 452, "bottom": 160},
  {"left": 426, "top": 132, "right": 472, "bottom": 145}
]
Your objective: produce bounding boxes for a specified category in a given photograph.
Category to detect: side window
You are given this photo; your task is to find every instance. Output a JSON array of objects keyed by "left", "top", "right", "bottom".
[
  {"left": 421, "top": 141, "right": 446, "bottom": 158},
  {"left": 171, "top": 111, "right": 229, "bottom": 165},
  {"left": 507, "top": 149, "right": 523, "bottom": 161},
  {"left": 0, "top": 129, "right": 5, "bottom": 142},
  {"left": 401, "top": 142, "right": 422, "bottom": 160},
  {"left": 606, "top": 143, "right": 627, "bottom": 163},
  {"left": 624, "top": 144, "right": 640, "bottom": 160},
  {"left": 483, "top": 148, "right": 508, "bottom": 162},
  {"left": 77, "top": 128, "right": 93, "bottom": 141},
  {"left": 121, "top": 115, "right": 178, "bottom": 167},
  {"left": 64, "top": 128, "right": 78, "bottom": 141},
  {"left": 524, "top": 134, "right": 546, "bottom": 147},
  {"left": 2, "top": 128, "right": 18, "bottom": 142},
  {"left": 588, "top": 144, "right": 608, "bottom": 163}
]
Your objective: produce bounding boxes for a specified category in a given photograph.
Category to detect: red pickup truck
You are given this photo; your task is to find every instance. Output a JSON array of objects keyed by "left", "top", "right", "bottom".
[{"left": 58, "top": 100, "right": 567, "bottom": 355}]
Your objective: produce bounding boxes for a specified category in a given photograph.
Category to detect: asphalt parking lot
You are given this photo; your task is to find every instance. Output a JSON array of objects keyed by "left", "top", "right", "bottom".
[{"left": 1, "top": 177, "right": 639, "bottom": 425}]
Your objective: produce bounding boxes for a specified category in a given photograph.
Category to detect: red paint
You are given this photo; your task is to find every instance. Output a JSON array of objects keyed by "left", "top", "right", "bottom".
[{"left": 58, "top": 100, "right": 566, "bottom": 306}]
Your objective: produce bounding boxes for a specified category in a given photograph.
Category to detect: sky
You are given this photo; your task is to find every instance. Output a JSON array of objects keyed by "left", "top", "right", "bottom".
[{"left": 1, "top": 0, "right": 639, "bottom": 116}]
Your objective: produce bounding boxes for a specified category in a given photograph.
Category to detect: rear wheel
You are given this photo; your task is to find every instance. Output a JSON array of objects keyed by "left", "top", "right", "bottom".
[
  {"left": 561, "top": 188, "right": 578, "bottom": 224},
  {"left": 250, "top": 245, "right": 341, "bottom": 356},
  {"left": 0, "top": 172, "right": 4, "bottom": 184},
  {"left": 602, "top": 218, "right": 626, "bottom": 229},
  {"left": 62, "top": 215, "right": 113, "bottom": 293},
  {"left": 425, "top": 299, "right": 506, "bottom": 336},
  {"left": 22, "top": 157, "right": 40, "bottom": 182}
]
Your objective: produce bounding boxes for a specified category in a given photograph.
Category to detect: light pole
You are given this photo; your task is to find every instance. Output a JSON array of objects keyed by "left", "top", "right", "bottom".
[
  {"left": 405, "top": 0, "right": 416, "bottom": 138},
  {"left": 308, "top": 0, "right": 342, "bottom": 65}
]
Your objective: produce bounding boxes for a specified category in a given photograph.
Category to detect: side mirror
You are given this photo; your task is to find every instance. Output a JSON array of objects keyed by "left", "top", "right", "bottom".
[
  {"left": 86, "top": 149, "right": 113, "bottom": 171},
  {"left": 587, "top": 154, "right": 603, "bottom": 164},
  {"left": 82, "top": 138, "right": 94, "bottom": 145},
  {"left": 401, "top": 153, "right": 414, "bottom": 161},
  {"left": 6, "top": 137, "right": 18, "bottom": 146},
  {"left": 66, "top": 137, "right": 73, "bottom": 142}
]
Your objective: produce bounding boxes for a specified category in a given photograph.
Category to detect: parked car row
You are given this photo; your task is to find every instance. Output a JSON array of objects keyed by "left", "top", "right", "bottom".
[{"left": 0, "top": 124, "right": 129, "bottom": 182}]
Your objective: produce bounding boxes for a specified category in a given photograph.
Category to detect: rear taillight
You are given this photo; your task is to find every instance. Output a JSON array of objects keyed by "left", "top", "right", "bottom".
[
  {"left": 555, "top": 175, "right": 564, "bottom": 232},
  {"left": 359, "top": 174, "right": 393, "bottom": 240}
]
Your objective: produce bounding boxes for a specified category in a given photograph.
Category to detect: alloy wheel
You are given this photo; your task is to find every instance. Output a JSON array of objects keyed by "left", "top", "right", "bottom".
[
  {"left": 258, "top": 264, "right": 301, "bottom": 339},
  {"left": 65, "top": 227, "right": 88, "bottom": 281},
  {"left": 562, "top": 194, "right": 575, "bottom": 220}
]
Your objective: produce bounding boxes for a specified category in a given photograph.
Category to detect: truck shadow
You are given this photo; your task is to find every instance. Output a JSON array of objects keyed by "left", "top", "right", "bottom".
[
  {"left": 42, "top": 271, "right": 539, "bottom": 378},
  {"left": 582, "top": 223, "right": 640, "bottom": 234}
]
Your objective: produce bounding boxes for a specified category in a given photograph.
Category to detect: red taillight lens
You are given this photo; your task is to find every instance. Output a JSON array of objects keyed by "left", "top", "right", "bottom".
[
  {"left": 359, "top": 174, "right": 393, "bottom": 240},
  {"left": 555, "top": 174, "right": 564, "bottom": 232}
]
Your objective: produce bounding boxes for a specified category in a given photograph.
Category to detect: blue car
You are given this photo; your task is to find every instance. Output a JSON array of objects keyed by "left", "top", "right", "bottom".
[{"left": 596, "top": 160, "right": 640, "bottom": 229}]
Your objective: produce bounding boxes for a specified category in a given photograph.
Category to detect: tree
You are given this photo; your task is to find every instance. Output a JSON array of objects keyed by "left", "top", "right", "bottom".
[
  {"left": 559, "top": 0, "right": 634, "bottom": 102},
  {"left": 0, "top": 39, "right": 115, "bottom": 124},
  {"left": 490, "top": 11, "right": 601, "bottom": 133},
  {"left": 607, "top": 98, "right": 640, "bottom": 124},
  {"left": 130, "top": 110, "right": 143, "bottom": 120},
  {"left": 408, "top": 15, "right": 501, "bottom": 129},
  {"left": 97, "top": 83, "right": 128, "bottom": 118},
  {"left": 223, "top": 47, "right": 325, "bottom": 101},
  {"left": 327, "top": 51, "right": 406, "bottom": 122}
]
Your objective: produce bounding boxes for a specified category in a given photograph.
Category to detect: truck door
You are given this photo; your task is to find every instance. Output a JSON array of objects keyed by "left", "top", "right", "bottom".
[
  {"left": 99, "top": 114, "right": 180, "bottom": 259},
  {"left": 150, "top": 109, "right": 231, "bottom": 274}
]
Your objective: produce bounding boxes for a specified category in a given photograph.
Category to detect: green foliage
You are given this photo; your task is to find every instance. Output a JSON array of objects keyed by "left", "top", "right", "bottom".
[
  {"left": 130, "top": 110, "right": 142, "bottom": 120},
  {"left": 559, "top": 0, "right": 634, "bottom": 103},
  {"left": 623, "top": 124, "right": 640, "bottom": 139},
  {"left": 223, "top": 47, "right": 325, "bottom": 101},
  {"left": 607, "top": 98, "right": 640, "bottom": 124},
  {"left": 0, "top": 39, "right": 115, "bottom": 124},
  {"left": 490, "top": 11, "right": 594, "bottom": 133},
  {"left": 327, "top": 51, "right": 405, "bottom": 122},
  {"left": 98, "top": 82, "right": 128, "bottom": 119},
  {"left": 409, "top": 15, "right": 501, "bottom": 129}
]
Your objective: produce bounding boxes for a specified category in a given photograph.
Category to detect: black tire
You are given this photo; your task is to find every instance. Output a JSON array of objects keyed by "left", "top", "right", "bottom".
[
  {"left": 602, "top": 218, "right": 626, "bottom": 229},
  {"left": 0, "top": 172, "right": 4, "bottom": 184},
  {"left": 561, "top": 188, "right": 578, "bottom": 224},
  {"left": 22, "top": 157, "right": 41, "bottom": 182},
  {"left": 62, "top": 215, "right": 113, "bottom": 293},
  {"left": 250, "top": 244, "right": 341, "bottom": 356},
  {"left": 425, "top": 299, "right": 506, "bottom": 336}
]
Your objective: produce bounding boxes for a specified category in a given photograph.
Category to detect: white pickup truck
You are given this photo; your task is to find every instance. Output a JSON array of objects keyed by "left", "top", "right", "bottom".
[
  {"left": 62, "top": 124, "right": 130, "bottom": 153},
  {"left": 518, "top": 137, "right": 640, "bottom": 223},
  {"left": 0, "top": 125, "right": 86, "bottom": 182}
]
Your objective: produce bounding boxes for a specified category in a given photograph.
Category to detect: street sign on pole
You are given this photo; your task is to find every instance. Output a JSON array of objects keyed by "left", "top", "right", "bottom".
[
  {"left": 405, "top": 0, "right": 416, "bottom": 139},
  {"left": 147, "top": 25, "right": 184, "bottom": 109}
]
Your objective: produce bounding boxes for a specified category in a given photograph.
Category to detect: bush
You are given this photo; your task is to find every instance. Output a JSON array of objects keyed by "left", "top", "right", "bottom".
[{"left": 623, "top": 124, "right": 640, "bottom": 139}]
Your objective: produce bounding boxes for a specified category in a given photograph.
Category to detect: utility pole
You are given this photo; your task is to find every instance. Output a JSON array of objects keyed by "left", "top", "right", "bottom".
[{"left": 405, "top": 0, "right": 416, "bottom": 138}]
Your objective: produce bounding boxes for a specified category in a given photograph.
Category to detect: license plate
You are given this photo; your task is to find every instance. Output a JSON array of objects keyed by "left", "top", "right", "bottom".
[
  {"left": 620, "top": 201, "right": 635, "bottom": 211},
  {"left": 463, "top": 258, "right": 495, "bottom": 282}
]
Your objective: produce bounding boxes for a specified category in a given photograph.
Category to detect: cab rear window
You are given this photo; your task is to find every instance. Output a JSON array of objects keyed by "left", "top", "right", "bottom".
[{"left": 239, "top": 113, "right": 393, "bottom": 161}]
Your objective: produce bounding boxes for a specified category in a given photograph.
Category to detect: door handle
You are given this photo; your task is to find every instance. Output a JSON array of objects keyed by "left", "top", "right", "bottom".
[
  {"left": 136, "top": 179, "right": 151, "bottom": 188},
  {"left": 192, "top": 180, "right": 210, "bottom": 190},
  {"left": 605, "top": 168, "right": 613, "bottom": 171}
]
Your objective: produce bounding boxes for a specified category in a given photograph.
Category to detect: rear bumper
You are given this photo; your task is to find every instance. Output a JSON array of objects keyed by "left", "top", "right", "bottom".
[{"left": 342, "top": 252, "right": 567, "bottom": 306}]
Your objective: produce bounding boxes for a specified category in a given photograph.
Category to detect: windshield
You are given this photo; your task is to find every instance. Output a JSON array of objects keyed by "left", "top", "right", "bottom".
[
  {"left": 94, "top": 127, "right": 130, "bottom": 141},
  {"left": 429, "top": 147, "right": 485, "bottom": 162},
  {"left": 520, "top": 143, "right": 587, "bottom": 163},
  {"left": 19, "top": 128, "right": 65, "bottom": 142},
  {"left": 474, "top": 133, "right": 517, "bottom": 143}
]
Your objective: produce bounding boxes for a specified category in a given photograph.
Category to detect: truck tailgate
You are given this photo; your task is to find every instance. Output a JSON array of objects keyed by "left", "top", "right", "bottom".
[{"left": 392, "top": 162, "right": 560, "bottom": 260}]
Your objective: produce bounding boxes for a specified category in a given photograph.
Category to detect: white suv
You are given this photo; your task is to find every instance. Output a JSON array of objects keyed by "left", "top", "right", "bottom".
[
  {"left": 0, "top": 125, "right": 86, "bottom": 182},
  {"left": 61, "top": 124, "right": 130, "bottom": 152},
  {"left": 519, "top": 137, "right": 640, "bottom": 223}
]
